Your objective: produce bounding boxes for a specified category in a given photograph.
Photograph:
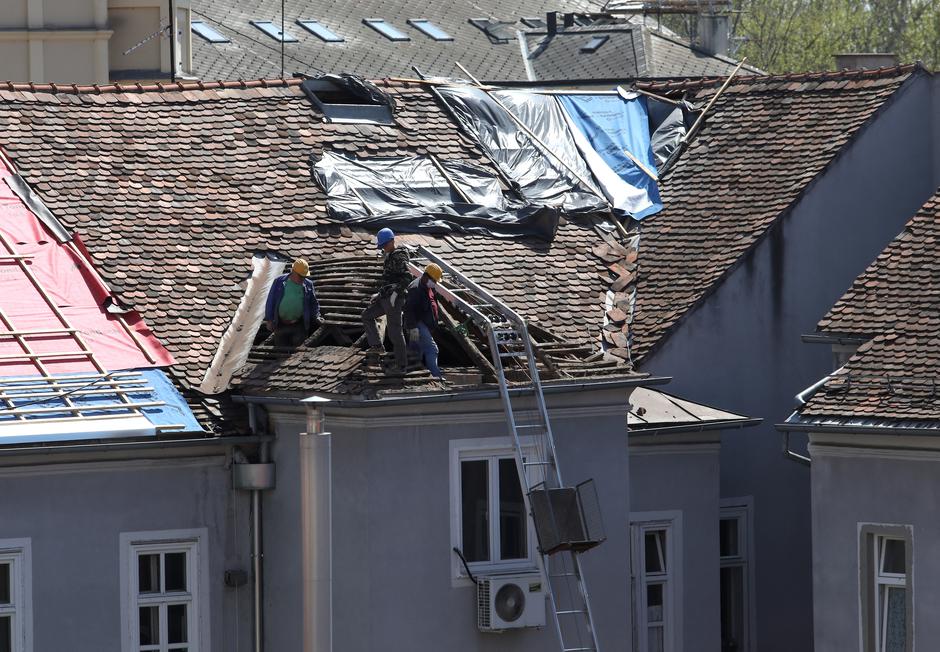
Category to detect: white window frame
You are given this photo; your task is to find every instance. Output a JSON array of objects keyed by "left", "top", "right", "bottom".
[
  {"left": 720, "top": 497, "right": 756, "bottom": 652},
  {"left": 631, "top": 511, "right": 682, "bottom": 652},
  {"left": 0, "top": 538, "right": 32, "bottom": 652},
  {"left": 120, "top": 529, "right": 210, "bottom": 652},
  {"left": 449, "top": 437, "right": 540, "bottom": 585},
  {"left": 858, "top": 523, "right": 913, "bottom": 652}
]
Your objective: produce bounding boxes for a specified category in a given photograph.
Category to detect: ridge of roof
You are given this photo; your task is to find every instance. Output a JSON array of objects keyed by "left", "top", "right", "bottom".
[{"left": 637, "top": 61, "right": 922, "bottom": 92}]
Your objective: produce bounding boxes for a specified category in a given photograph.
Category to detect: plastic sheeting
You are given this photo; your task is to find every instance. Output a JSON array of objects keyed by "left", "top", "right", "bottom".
[
  {"left": 0, "top": 159, "right": 174, "bottom": 377},
  {"left": 200, "top": 253, "right": 287, "bottom": 394},
  {"left": 312, "top": 151, "right": 560, "bottom": 240},
  {"left": 648, "top": 98, "right": 694, "bottom": 169},
  {"left": 559, "top": 94, "right": 662, "bottom": 220},
  {"left": 436, "top": 86, "right": 606, "bottom": 213}
]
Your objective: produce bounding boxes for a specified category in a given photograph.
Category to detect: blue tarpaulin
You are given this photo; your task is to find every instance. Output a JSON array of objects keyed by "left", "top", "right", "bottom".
[{"left": 559, "top": 94, "right": 663, "bottom": 220}]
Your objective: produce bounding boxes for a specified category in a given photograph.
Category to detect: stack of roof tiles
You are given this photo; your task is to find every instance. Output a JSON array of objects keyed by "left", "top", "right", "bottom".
[{"left": 799, "top": 187, "right": 940, "bottom": 422}]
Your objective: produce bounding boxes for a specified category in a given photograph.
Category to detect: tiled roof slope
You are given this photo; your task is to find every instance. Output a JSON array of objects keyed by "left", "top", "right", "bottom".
[
  {"left": 0, "top": 79, "right": 611, "bottom": 388},
  {"left": 818, "top": 187, "right": 940, "bottom": 337},
  {"left": 795, "top": 187, "right": 940, "bottom": 423},
  {"left": 800, "top": 326, "right": 940, "bottom": 422},
  {"left": 630, "top": 64, "right": 918, "bottom": 362},
  {"left": 187, "top": 0, "right": 751, "bottom": 83},
  {"left": 190, "top": 0, "right": 580, "bottom": 82}
]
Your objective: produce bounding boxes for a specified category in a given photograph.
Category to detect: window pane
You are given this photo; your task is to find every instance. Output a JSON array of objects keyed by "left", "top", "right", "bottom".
[
  {"left": 0, "top": 615, "right": 10, "bottom": 652},
  {"left": 191, "top": 21, "right": 229, "bottom": 43},
  {"left": 882, "top": 538, "right": 905, "bottom": 575},
  {"left": 720, "top": 565, "right": 745, "bottom": 652},
  {"left": 646, "top": 583, "right": 664, "bottom": 622},
  {"left": 297, "top": 20, "right": 344, "bottom": 42},
  {"left": 0, "top": 564, "right": 9, "bottom": 604},
  {"left": 363, "top": 19, "right": 410, "bottom": 41},
  {"left": 165, "top": 553, "right": 187, "bottom": 592},
  {"left": 250, "top": 21, "right": 299, "bottom": 42},
  {"left": 168, "top": 603, "right": 188, "bottom": 644},
  {"left": 720, "top": 518, "right": 739, "bottom": 558},
  {"left": 884, "top": 587, "right": 906, "bottom": 651},
  {"left": 408, "top": 20, "right": 453, "bottom": 41},
  {"left": 645, "top": 531, "right": 666, "bottom": 573},
  {"left": 138, "top": 554, "right": 160, "bottom": 593},
  {"left": 461, "top": 460, "right": 489, "bottom": 562},
  {"left": 647, "top": 626, "right": 664, "bottom": 652},
  {"left": 139, "top": 605, "right": 160, "bottom": 645},
  {"left": 498, "top": 458, "right": 527, "bottom": 560}
]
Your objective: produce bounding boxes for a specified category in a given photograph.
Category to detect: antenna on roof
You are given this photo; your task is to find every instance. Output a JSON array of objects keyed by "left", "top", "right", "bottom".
[{"left": 281, "top": 0, "right": 286, "bottom": 78}]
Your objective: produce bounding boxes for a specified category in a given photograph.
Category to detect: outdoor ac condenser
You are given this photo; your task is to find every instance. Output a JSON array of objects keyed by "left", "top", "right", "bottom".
[{"left": 477, "top": 572, "right": 546, "bottom": 632}]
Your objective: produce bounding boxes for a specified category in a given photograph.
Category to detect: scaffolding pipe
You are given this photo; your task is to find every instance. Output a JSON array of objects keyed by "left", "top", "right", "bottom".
[{"left": 248, "top": 403, "right": 268, "bottom": 652}]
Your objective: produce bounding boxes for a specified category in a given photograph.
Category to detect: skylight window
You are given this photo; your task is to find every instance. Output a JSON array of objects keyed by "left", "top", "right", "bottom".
[
  {"left": 468, "top": 18, "right": 515, "bottom": 43},
  {"left": 191, "top": 21, "right": 229, "bottom": 43},
  {"left": 407, "top": 19, "right": 453, "bottom": 41},
  {"left": 521, "top": 17, "right": 546, "bottom": 29},
  {"left": 250, "top": 20, "right": 298, "bottom": 42},
  {"left": 363, "top": 19, "right": 410, "bottom": 41},
  {"left": 297, "top": 20, "right": 344, "bottom": 42},
  {"left": 580, "top": 35, "right": 610, "bottom": 53}
]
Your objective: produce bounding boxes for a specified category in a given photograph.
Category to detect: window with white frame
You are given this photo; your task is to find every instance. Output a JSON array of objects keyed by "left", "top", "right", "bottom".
[
  {"left": 450, "top": 438, "right": 537, "bottom": 578},
  {"left": 720, "top": 500, "right": 753, "bottom": 652},
  {"left": 860, "top": 527, "right": 912, "bottom": 652},
  {"left": 122, "top": 530, "right": 208, "bottom": 652},
  {"left": 631, "top": 514, "right": 680, "bottom": 652},
  {"left": 0, "top": 540, "right": 31, "bottom": 652}
]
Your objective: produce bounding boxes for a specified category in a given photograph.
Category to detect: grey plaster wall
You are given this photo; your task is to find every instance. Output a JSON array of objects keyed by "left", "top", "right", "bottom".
[
  {"left": 630, "top": 442, "right": 722, "bottom": 651},
  {"left": 263, "top": 387, "right": 635, "bottom": 652},
  {"left": 639, "top": 72, "right": 940, "bottom": 651},
  {"left": 810, "top": 445, "right": 940, "bottom": 652},
  {"left": 0, "top": 453, "right": 251, "bottom": 650}
]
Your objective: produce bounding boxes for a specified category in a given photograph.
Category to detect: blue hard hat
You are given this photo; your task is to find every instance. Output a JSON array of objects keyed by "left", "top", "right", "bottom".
[{"left": 376, "top": 228, "right": 395, "bottom": 248}]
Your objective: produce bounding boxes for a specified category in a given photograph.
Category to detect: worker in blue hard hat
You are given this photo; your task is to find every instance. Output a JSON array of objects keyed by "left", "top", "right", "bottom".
[{"left": 361, "top": 228, "right": 411, "bottom": 372}]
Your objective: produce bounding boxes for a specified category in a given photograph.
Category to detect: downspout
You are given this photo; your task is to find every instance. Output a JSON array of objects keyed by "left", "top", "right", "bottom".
[
  {"left": 302, "top": 397, "right": 332, "bottom": 652},
  {"left": 782, "top": 373, "right": 835, "bottom": 466},
  {"left": 240, "top": 402, "right": 276, "bottom": 652}
]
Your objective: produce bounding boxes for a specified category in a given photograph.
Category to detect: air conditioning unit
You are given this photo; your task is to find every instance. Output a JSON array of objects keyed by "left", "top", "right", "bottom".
[{"left": 477, "top": 572, "right": 546, "bottom": 631}]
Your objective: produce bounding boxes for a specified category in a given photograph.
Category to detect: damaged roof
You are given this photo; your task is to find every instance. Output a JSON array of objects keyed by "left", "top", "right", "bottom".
[
  {"left": 792, "top": 186, "right": 940, "bottom": 427},
  {"left": 630, "top": 64, "right": 921, "bottom": 363},
  {"left": 188, "top": 0, "right": 748, "bottom": 82},
  {"left": 0, "top": 66, "right": 920, "bottom": 400},
  {"left": 628, "top": 386, "right": 756, "bottom": 430}
]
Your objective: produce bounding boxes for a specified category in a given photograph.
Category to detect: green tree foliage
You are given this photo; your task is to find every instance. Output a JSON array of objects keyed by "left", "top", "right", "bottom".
[{"left": 732, "top": 0, "right": 940, "bottom": 72}]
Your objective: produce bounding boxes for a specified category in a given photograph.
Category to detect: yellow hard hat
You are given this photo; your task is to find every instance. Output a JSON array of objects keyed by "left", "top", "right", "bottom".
[
  {"left": 425, "top": 263, "right": 443, "bottom": 283},
  {"left": 292, "top": 258, "right": 310, "bottom": 277}
]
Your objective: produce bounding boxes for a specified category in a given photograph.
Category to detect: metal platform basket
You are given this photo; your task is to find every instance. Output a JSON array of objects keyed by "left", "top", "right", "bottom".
[{"left": 528, "top": 479, "right": 606, "bottom": 555}]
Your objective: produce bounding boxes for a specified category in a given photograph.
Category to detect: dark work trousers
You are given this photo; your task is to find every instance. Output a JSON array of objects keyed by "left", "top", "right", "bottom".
[
  {"left": 361, "top": 293, "right": 407, "bottom": 368},
  {"left": 273, "top": 321, "right": 307, "bottom": 348}
]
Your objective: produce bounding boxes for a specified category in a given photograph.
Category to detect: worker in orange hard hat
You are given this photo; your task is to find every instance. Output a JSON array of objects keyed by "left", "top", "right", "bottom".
[
  {"left": 404, "top": 263, "right": 444, "bottom": 378},
  {"left": 264, "top": 258, "right": 320, "bottom": 348}
]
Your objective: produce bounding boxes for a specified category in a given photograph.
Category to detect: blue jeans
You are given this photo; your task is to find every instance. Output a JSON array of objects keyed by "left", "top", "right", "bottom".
[{"left": 417, "top": 322, "right": 442, "bottom": 378}]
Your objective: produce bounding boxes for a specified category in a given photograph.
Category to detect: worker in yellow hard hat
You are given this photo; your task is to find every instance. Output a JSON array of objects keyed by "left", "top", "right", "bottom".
[
  {"left": 404, "top": 263, "right": 444, "bottom": 378},
  {"left": 264, "top": 258, "right": 320, "bottom": 347}
]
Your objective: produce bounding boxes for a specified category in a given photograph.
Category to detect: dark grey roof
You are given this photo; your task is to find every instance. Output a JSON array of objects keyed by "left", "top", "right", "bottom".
[{"left": 189, "top": 0, "right": 753, "bottom": 82}]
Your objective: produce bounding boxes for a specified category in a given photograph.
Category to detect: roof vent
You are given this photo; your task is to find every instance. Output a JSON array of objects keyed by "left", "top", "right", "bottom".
[
  {"left": 300, "top": 74, "right": 396, "bottom": 125},
  {"left": 834, "top": 53, "right": 899, "bottom": 70}
]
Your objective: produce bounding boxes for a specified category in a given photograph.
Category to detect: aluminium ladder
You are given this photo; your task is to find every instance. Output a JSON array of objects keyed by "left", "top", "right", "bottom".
[{"left": 408, "top": 245, "right": 602, "bottom": 652}]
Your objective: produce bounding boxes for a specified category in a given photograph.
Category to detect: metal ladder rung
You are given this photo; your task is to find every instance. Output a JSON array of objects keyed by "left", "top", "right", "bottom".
[
  {"left": 563, "top": 647, "right": 595, "bottom": 652},
  {"left": 549, "top": 572, "right": 578, "bottom": 578},
  {"left": 556, "top": 609, "right": 588, "bottom": 615},
  {"left": 523, "top": 461, "right": 551, "bottom": 467}
]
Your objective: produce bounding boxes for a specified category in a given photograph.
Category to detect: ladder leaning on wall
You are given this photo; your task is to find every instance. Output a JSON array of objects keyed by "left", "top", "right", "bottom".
[{"left": 408, "top": 245, "right": 606, "bottom": 652}]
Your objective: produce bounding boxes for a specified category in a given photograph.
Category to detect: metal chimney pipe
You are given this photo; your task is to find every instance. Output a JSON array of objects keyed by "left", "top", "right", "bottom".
[{"left": 546, "top": 11, "right": 557, "bottom": 36}]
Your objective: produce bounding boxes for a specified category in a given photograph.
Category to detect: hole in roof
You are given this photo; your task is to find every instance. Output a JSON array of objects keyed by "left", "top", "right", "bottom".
[
  {"left": 362, "top": 19, "right": 410, "bottom": 41},
  {"left": 468, "top": 18, "right": 515, "bottom": 43},
  {"left": 250, "top": 20, "right": 299, "bottom": 42},
  {"left": 407, "top": 19, "right": 453, "bottom": 41},
  {"left": 297, "top": 19, "right": 344, "bottom": 42},
  {"left": 580, "top": 35, "right": 609, "bottom": 53},
  {"left": 300, "top": 76, "right": 395, "bottom": 125},
  {"left": 521, "top": 17, "right": 545, "bottom": 29},
  {"left": 191, "top": 21, "right": 229, "bottom": 43}
]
